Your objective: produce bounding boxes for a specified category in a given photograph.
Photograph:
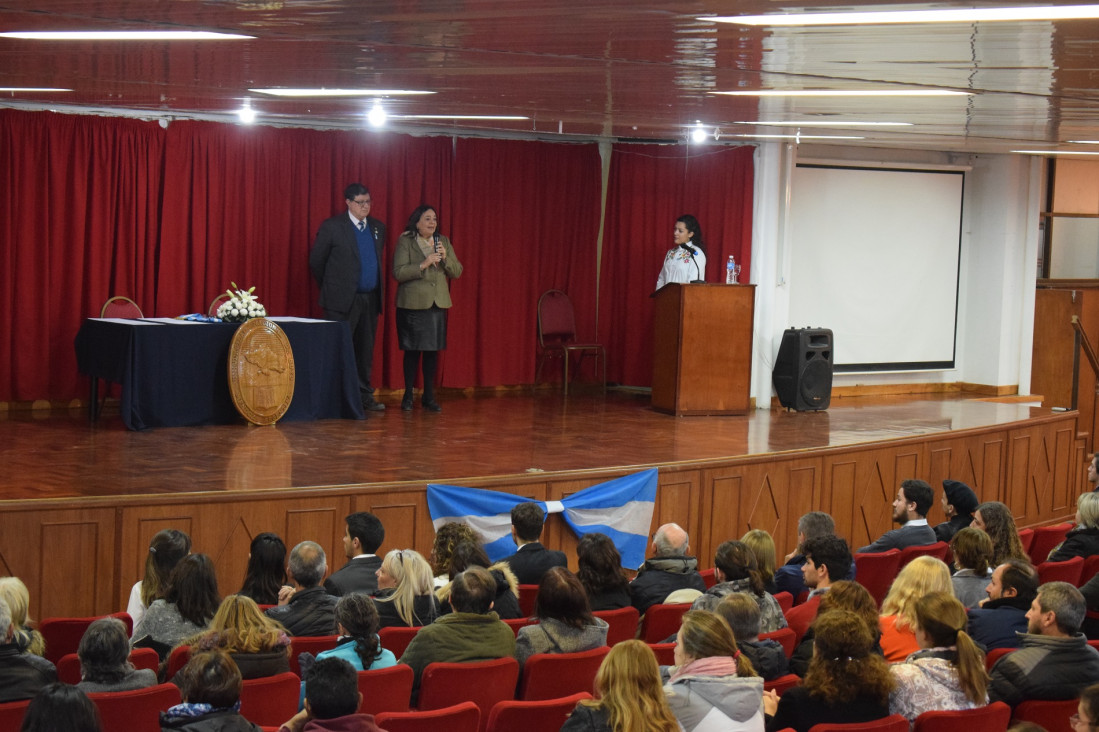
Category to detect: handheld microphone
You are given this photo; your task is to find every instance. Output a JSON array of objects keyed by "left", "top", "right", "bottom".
[{"left": 433, "top": 233, "right": 441, "bottom": 267}]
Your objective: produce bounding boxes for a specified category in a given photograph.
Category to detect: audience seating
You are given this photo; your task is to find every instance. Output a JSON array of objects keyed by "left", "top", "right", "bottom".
[
  {"left": 486, "top": 692, "right": 591, "bottom": 732},
  {"left": 1016, "top": 528, "right": 1035, "bottom": 555},
  {"left": 1037, "top": 556, "right": 1084, "bottom": 586},
  {"left": 784, "top": 595, "right": 821, "bottom": 645},
  {"left": 807, "top": 714, "right": 909, "bottom": 731},
  {"left": 88, "top": 682, "right": 181, "bottom": 732},
  {"left": 853, "top": 551, "right": 902, "bottom": 607},
  {"left": 639, "top": 603, "right": 691, "bottom": 643},
  {"left": 1081, "top": 555, "right": 1099, "bottom": 587},
  {"left": 648, "top": 642, "right": 675, "bottom": 665},
  {"left": 1088, "top": 639, "right": 1099, "bottom": 652},
  {"left": 377, "top": 700, "right": 480, "bottom": 732},
  {"left": 760, "top": 627, "right": 797, "bottom": 658},
  {"left": 592, "top": 606, "right": 639, "bottom": 646},
  {"left": 0, "top": 699, "right": 30, "bottom": 731},
  {"left": 1028, "top": 522, "right": 1073, "bottom": 565},
  {"left": 166, "top": 644, "right": 192, "bottom": 679},
  {"left": 379, "top": 626, "right": 421, "bottom": 660},
  {"left": 503, "top": 617, "right": 538, "bottom": 636},
  {"left": 984, "top": 647, "right": 1014, "bottom": 671},
  {"left": 795, "top": 590, "right": 810, "bottom": 605},
  {"left": 517, "top": 585, "right": 539, "bottom": 617},
  {"left": 417, "top": 657, "right": 520, "bottom": 732},
  {"left": 57, "top": 646, "right": 160, "bottom": 684},
  {"left": 518, "top": 646, "right": 609, "bottom": 701},
  {"left": 38, "top": 611, "right": 133, "bottom": 664},
  {"left": 238, "top": 671, "right": 300, "bottom": 727},
  {"left": 700, "top": 568, "right": 717, "bottom": 588},
  {"left": 764, "top": 673, "right": 801, "bottom": 695},
  {"left": 774, "top": 591, "right": 794, "bottom": 614},
  {"left": 912, "top": 701, "right": 1011, "bottom": 732},
  {"left": 1012, "top": 697, "right": 1079, "bottom": 732},
  {"left": 289, "top": 634, "right": 340, "bottom": 676},
  {"left": 897, "top": 541, "right": 949, "bottom": 568},
  {"left": 358, "top": 664, "right": 415, "bottom": 716}
]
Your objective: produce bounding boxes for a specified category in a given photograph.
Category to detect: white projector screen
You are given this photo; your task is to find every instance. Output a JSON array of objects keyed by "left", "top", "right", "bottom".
[{"left": 788, "top": 164, "right": 964, "bottom": 372}]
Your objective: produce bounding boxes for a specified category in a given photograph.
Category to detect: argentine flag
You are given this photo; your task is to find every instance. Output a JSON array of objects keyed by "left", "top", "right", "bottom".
[{"left": 427, "top": 468, "right": 658, "bottom": 569}]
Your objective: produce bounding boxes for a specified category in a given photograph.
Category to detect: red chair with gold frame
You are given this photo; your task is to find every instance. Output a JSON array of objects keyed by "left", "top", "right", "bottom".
[{"left": 536, "top": 289, "right": 606, "bottom": 395}]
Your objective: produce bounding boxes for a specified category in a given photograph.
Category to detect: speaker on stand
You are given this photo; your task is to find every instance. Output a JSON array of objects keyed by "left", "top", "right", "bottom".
[{"left": 773, "top": 328, "right": 833, "bottom": 411}]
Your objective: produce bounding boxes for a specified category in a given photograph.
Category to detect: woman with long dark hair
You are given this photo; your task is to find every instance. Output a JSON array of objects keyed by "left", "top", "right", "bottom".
[
  {"left": 576, "top": 532, "right": 632, "bottom": 611},
  {"left": 656, "top": 214, "right": 707, "bottom": 288},
  {"left": 515, "top": 567, "right": 608, "bottom": 666},
  {"left": 973, "top": 501, "right": 1029, "bottom": 567},
  {"left": 126, "top": 528, "right": 191, "bottom": 634},
  {"left": 435, "top": 539, "right": 521, "bottom": 619},
  {"left": 132, "top": 553, "right": 219, "bottom": 654},
  {"left": 19, "top": 683, "right": 101, "bottom": 732},
  {"left": 238, "top": 532, "right": 286, "bottom": 606}
]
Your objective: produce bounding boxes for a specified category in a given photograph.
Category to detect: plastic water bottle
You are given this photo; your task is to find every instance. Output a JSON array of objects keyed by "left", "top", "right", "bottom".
[{"left": 726, "top": 255, "right": 737, "bottom": 284}]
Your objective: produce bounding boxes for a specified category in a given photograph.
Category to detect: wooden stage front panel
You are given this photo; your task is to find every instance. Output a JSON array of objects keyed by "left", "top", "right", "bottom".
[{"left": 0, "top": 393, "right": 1083, "bottom": 619}]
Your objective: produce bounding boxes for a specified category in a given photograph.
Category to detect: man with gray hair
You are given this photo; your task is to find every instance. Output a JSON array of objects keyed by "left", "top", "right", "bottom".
[
  {"left": 265, "top": 540, "right": 338, "bottom": 636},
  {"left": 0, "top": 596, "right": 56, "bottom": 702},
  {"left": 987, "top": 581, "right": 1099, "bottom": 707},
  {"left": 630, "top": 523, "right": 706, "bottom": 614},
  {"left": 774, "top": 511, "right": 854, "bottom": 597}
]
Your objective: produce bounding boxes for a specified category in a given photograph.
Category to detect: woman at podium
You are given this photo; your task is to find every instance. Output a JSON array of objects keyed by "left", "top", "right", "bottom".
[{"left": 655, "top": 214, "right": 706, "bottom": 288}]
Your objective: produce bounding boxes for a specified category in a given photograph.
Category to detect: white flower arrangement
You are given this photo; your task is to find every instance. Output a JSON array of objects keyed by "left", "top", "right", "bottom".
[{"left": 217, "top": 282, "right": 268, "bottom": 323}]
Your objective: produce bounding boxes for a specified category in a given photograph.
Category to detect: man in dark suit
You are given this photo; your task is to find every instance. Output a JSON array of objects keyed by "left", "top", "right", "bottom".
[
  {"left": 324, "top": 511, "right": 385, "bottom": 596},
  {"left": 309, "top": 183, "right": 387, "bottom": 411},
  {"left": 501, "top": 502, "right": 567, "bottom": 585}
]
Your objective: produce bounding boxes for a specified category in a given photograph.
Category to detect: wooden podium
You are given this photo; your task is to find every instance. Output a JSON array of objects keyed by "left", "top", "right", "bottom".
[{"left": 651, "top": 283, "right": 755, "bottom": 416}]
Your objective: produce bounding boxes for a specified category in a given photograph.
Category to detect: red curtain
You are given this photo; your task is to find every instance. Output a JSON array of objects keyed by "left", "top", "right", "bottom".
[{"left": 598, "top": 144, "right": 755, "bottom": 386}]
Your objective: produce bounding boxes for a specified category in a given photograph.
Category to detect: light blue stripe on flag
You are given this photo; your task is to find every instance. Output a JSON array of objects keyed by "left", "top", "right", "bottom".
[{"left": 560, "top": 468, "right": 658, "bottom": 570}]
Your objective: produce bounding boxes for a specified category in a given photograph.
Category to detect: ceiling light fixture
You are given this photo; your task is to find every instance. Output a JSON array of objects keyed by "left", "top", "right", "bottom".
[
  {"left": 367, "top": 101, "right": 387, "bottom": 128},
  {"left": 690, "top": 121, "right": 710, "bottom": 143},
  {"left": 0, "top": 31, "right": 254, "bottom": 40},
  {"left": 388, "top": 114, "right": 529, "bottom": 120},
  {"left": 250, "top": 88, "right": 434, "bottom": 97},
  {"left": 1013, "top": 150, "right": 1099, "bottom": 156},
  {"left": 732, "top": 134, "right": 866, "bottom": 140},
  {"left": 0, "top": 87, "right": 72, "bottom": 92},
  {"left": 736, "top": 120, "right": 912, "bottom": 126},
  {"left": 237, "top": 102, "right": 256, "bottom": 125},
  {"left": 714, "top": 90, "right": 970, "bottom": 97},
  {"left": 1067, "top": 140, "right": 1099, "bottom": 144},
  {"left": 709, "top": 5, "right": 1099, "bottom": 26}
]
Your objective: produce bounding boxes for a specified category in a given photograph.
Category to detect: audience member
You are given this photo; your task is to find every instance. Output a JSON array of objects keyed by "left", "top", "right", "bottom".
[
  {"left": 266, "top": 541, "right": 338, "bottom": 637},
  {"left": 238, "top": 532, "right": 287, "bottom": 606},
  {"left": 973, "top": 501, "right": 1029, "bottom": 566},
  {"left": 435, "top": 539, "right": 521, "bottom": 619},
  {"left": 500, "top": 502, "right": 567, "bottom": 584},
  {"left": 372, "top": 548, "right": 439, "bottom": 628},
  {"left": 741, "top": 529, "right": 779, "bottom": 595},
  {"left": 19, "top": 683, "right": 101, "bottom": 732},
  {"left": 790, "top": 580, "right": 882, "bottom": 677},
  {"left": 1089, "top": 452, "right": 1099, "bottom": 491},
  {"left": 188, "top": 594, "right": 291, "bottom": 679},
  {"left": 857, "top": 479, "right": 937, "bottom": 553},
  {"left": 76, "top": 616, "right": 157, "bottom": 692},
  {"left": 764, "top": 610, "right": 894, "bottom": 732},
  {"left": 988, "top": 581, "right": 1099, "bottom": 706},
  {"left": 561, "top": 640, "right": 680, "bottom": 732},
  {"left": 127, "top": 528, "right": 191, "bottom": 635},
  {"left": 967, "top": 559, "right": 1039, "bottom": 650},
  {"left": 692, "top": 540, "right": 787, "bottom": 633},
  {"left": 631, "top": 523, "right": 707, "bottom": 614},
  {"left": 399, "top": 566, "right": 516, "bottom": 695},
  {"left": 800, "top": 535, "right": 852, "bottom": 599},
  {"left": 0, "top": 577, "right": 45, "bottom": 657},
  {"left": 950, "top": 527, "right": 995, "bottom": 608},
  {"left": 324, "top": 512, "right": 384, "bottom": 597},
  {"left": 1048, "top": 492, "right": 1099, "bottom": 562},
  {"left": 429, "top": 522, "right": 480, "bottom": 587},
  {"left": 716, "top": 593, "right": 788, "bottom": 680},
  {"left": 889, "top": 592, "right": 989, "bottom": 723},
  {"left": 775, "top": 512, "right": 852, "bottom": 597},
  {"left": 1076, "top": 683, "right": 1099, "bottom": 731},
  {"left": 160, "top": 650, "right": 261, "bottom": 732},
  {"left": 934, "top": 479, "right": 980, "bottom": 543},
  {"left": 133, "top": 553, "right": 219, "bottom": 655},
  {"left": 878, "top": 556, "right": 953, "bottom": 662},
  {"left": 280, "top": 657, "right": 385, "bottom": 732},
  {"left": 0, "top": 596, "right": 56, "bottom": 702},
  {"left": 515, "top": 567, "right": 608, "bottom": 666},
  {"left": 576, "top": 532, "right": 632, "bottom": 611}
]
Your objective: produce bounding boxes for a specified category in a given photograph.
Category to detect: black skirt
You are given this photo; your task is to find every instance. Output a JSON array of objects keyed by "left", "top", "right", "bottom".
[{"left": 396, "top": 306, "right": 448, "bottom": 351}]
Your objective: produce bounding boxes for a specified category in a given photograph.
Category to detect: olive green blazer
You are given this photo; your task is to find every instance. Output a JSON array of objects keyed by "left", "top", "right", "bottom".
[{"left": 392, "top": 232, "right": 463, "bottom": 310}]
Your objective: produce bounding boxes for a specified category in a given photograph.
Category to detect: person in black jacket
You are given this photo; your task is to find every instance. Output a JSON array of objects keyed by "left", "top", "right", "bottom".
[
  {"left": 715, "top": 592, "right": 788, "bottom": 680},
  {"left": 265, "top": 541, "right": 337, "bottom": 637},
  {"left": 500, "top": 502, "right": 567, "bottom": 585},
  {"left": 967, "top": 559, "right": 1038, "bottom": 650},
  {"left": 324, "top": 512, "right": 384, "bottom": 597},
  {"left": 0, "top": 596, "right": 54, "bottom": 704},
  {"left": 934, "top": 479, "right": 979, "bottom": 543},
  {"left": 1048, "top": 493, "right": 1099, "bottom": 563},
  {"left": 160, "top": 650, "right": 261, "bottom": 732},
  {"left": 577, "top": 532, "right": 632, "bottom": 611},
  {"left": 630, "top": 523, "right": 706, "bottom": 614}
]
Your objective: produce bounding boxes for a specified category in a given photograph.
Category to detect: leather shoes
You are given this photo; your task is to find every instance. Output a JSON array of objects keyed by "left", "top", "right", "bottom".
[
  {"left": 401, "top": 395, "right": 414, "bottom": 411},
  {"left": 362, "top": 398, "right": 385, "bottom": 412},
  {"left": 422, "top": 399, "right": 442, "bottom": 413}
]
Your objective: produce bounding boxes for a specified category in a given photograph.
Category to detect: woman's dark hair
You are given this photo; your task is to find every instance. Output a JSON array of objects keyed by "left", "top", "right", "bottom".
[
  {"left": 1080, "top": 683, "right": 1099, "bottom": 727},
  {"left": 141, "top": 529, "right": 191, "bottom": 606},
  {"left": 176, "top": 650, "right": 243, "bottom": 708},
  {"left": 676, "top": 214, "right": 705, "bottom": 254},
  {"left": 447, "top": 540, "right": 492, "bottom": 579},
  {"left": 77, "top": 617, "right": 132, "bottom": 685},
  {"left": 431, "top": 523, "right": 481, "bottom": 576},
  {"left": 713, "top": 541, "right": 765, "bottom": 596},
  {"left": 239, "top": 532, "right": 287, "bottom": 605},
  {"left": 166, "top": 554, "right": 220, "bottom": 627},
  {"left": 805, "top": 610, "right": 894, "bottom": 705},
  {"left": 816, "top": 580, "right": 882, "bottom": 643},
  {"left": 951, "top": 527, "right": 993, "bottom": 575},
  {"left": 19, "top": 683, "right": 101, "bottom": 732},
  {"left": 535, "top": 567, "right": 594, "bottom": 629},
  {"left": 576, "top": 532, "right": 630, "bottom": 598},
  {"left": 333, "top": 593, "right": 382, "bottom": 670},
  {"left": 404, "top": 205, "right": 437, "bottom": 235}
]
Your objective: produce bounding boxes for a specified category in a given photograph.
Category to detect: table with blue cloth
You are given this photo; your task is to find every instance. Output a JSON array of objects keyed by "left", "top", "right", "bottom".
[{"left": 74, "top": 317, "right": 366, "bottom": 430}]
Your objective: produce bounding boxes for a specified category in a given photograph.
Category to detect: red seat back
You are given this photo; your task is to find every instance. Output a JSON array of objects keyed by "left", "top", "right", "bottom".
[
  {"left": 639, "top": 603, "right": 691, "bottom": 643},
  {"left": 503, "top": 617, "right": 539, "bottom": 637},
  {"left": 853, "top": 551, "right": 902, "bottom": 607},
  {"left": 764, "top": 673, "right": 801, "bottom": 695},
  {"left": 1017, "top": 528, "right": 1035, "bottom": 555},
  {"left": 898, "top": 542, "right": 949, "bottom": 569},
  {"left": 379, "top": 626, "right": 421, "bottom": 660},
  {"left": 358, "top": 664, "right": 415, "bottom": 716},
  {"left": 538, "top": 290, "right": 579, "bottom": 346},
  {"left": 700, "top": 568, "right": 717, "bottom": 589},
  {"left": 418, "top": 658, "right": 520, "bottom": 732},
  {"left": 518, "top": 585, "right": 539, "bottom": 617},
  {"left": 984, "top": 646, "right": 1014, "bottom": 672},
  {"left": 518, "top": 646, "right": 609, "bottom": 701},
  {"left": 376, "top": 701, "right": 480, "bottom": 732},
  {"left": 100, "top": 296, "right": 144, "bottom": 319},
  {"left": 912, "top": 701, "right": 1012, "bottom": 732},
  {"left": 487, "top": 692, "right": 591, "bottom": 732},
  {"left": 289, "top": 635, "right": 340, "bottom": 676},
  {"left": 774, "top": 592, "right": 794, "bottom": 614},
  {"left": 760, "top": 627, "right": 797, "bottom": 658},
  {"left": 784, "top": 595, "right": 821, "bottom": 645},
  {"left": 647, "top": 642, "right": 675, "bottom": 665},
  {"left": 0, "top": 700, "right": 31, "bottom": 731},
  {"left": 1037, "top": 556, "right": 1084, "bottom": 586},
  {"left": 166, "top": 644, "right": 192, "bottom": 679},
  {"left": 808, "top": 714, "right": 909, "bottom": 731},
  {"left": 1012, "top": 697, "right": 1079, "bottom": 732},
  {"left": 57, "top": 647, "right": 160, "bottom": 685},
  {"left": 592, "top": 606, "right": 640, "bottom": 646},
  {"left": 1029, "top": 522, "right": 1074, "bottom": 564},
  {"left": 88, "top": 682, "right": 180, "bottom": 732},
  {"left": 238, "top": 671, "right": 300, "bottom": 727},
  {"left": 39, "top": 612, "right": 133, "bottom": 664}
]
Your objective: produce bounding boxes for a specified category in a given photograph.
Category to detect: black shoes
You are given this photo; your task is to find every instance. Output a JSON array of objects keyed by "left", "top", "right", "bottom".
[
  {"left": 422, "top": 399, "right": 442, "bottom": 412},
  {"left": 401, "top": 393, "right": 414, "bottom": 411},
  {"left": 362, "top": 398, "right": 385, "bottom": 412}
]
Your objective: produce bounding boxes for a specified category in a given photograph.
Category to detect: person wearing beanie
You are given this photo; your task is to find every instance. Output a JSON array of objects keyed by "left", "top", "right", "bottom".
[{"left": 934, "top": 479, "right": 979, "bottom": 543}]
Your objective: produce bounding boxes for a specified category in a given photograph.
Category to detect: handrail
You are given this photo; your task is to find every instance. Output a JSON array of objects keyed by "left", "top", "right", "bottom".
[{"left": 1072, "top": 315, "right": 1099, "bottom": 388}]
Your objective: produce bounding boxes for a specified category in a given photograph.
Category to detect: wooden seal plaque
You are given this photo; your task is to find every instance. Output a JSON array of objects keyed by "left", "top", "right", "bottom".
[{"left": 228, "top": 318, "right": 295, "bottom": 425}]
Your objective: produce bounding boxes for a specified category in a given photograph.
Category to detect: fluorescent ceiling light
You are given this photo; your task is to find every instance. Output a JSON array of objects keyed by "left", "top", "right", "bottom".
[
  {"left": 731, "top": 134, "right": 865, "bottom": 140},
  {"left": 736, "top": 120, "right": 912, "bottom": 127},
  {"left": 710, "top": 5, "right": 1099, "bottom": 26},
  {"left": 0, "top": 31, "right": 254, "bottom": 40},
  {"left": 0, "top": 87, "right": 72, "bottom": 92},
  {"left": 250, "top": 88, "right": 434, "bottom": 97},
  {"left": 1067, "top": 140, "right": 1099, "bottom": 144},
  {"left": 389, "top": 114, "right": 529, "bottom": 120},
  {"left": 714, "top": 90, "right": 970, "bottom": 97},
  {"left": 1013, "top": 150, "right": 1099, "bottom": 155}
]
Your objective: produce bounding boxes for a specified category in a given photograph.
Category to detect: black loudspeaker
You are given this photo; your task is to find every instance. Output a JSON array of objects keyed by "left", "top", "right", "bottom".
[{"left": 773, "top": 328, "right": 833, "bottom": 411}]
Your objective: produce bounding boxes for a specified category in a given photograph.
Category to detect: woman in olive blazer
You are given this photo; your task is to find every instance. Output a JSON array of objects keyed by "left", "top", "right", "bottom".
[{"left": 393, "top": 204, "right": 463, "bottom": 412}]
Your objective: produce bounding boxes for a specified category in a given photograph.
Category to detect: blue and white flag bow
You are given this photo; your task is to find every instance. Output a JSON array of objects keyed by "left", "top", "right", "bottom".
[{"left": 427, "top": 468, "right": 658, "bottom": 569}]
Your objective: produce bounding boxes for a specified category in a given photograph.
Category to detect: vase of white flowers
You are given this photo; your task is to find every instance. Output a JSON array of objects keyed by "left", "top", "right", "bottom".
[{"left": 217, "top": 282, "right": 268, "bottom": 323}]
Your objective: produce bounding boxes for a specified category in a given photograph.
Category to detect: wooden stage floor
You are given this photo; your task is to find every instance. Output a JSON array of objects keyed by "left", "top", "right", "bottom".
[{"left": 0, "top": 390, "right": 1051, "bottom": 503}]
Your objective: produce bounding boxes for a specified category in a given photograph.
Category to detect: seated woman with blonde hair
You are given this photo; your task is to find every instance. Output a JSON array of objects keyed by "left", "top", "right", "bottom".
[
  {"left": 1048, "top": 492, "right": 1099, "bottom": 562},
  {"left": 0, "top": 577, "right": 47, "bottom": 659},
  {"left": 889, "top": 591, "right": 989, "bottom": 723},
  {"left": 561, "top": 640, "right": 680, "bottom": 732},
  {"left": 372, "top": 549, "right": 439, "bottom": 628},
  {"left": 879, "top": 556, "right": 954, "bottom": 662},
  {"left": 187, "top": 594, "right": 290, "bottom": 679}
]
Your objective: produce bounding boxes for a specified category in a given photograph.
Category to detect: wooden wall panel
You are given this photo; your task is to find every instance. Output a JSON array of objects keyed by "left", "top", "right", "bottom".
[{"left": 653, "top": 470, "right": 702, "bottom": 563}]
